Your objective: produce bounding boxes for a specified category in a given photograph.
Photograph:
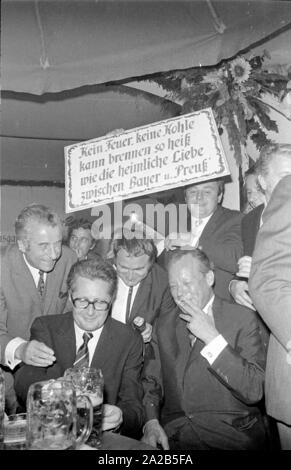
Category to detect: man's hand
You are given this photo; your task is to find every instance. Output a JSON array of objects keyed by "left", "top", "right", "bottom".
[
  {"left": 141, "top": 322, "right": 152, "bottom": 344},
  {"left": 164, "top": 232, "right": 196, "bottom": 251},
  {"left": 236, "top": 256, "right": 252, "bottom": 279},
  {"left": 102, "top": 404, "right": 123, "bottom": 431},
  {"left": 142, "top": 419, "right": 169, "bottom": 450},
  {"left": 229, "top": 280, "right": 255, "bottom": 311},
  {"left": 15, "top": 340, "right": 56, "bottom": 366},
  {"left": 178, "top": 299, "right": 219, "bottom": 345}
]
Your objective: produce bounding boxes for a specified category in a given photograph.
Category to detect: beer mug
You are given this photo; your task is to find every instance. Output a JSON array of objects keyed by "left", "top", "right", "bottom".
[
  {"left": 64, "top": 367, "right": 104, "bottom": 448},
  {"left": 26, "top": 379, "right": 93, "bottom": 450}
]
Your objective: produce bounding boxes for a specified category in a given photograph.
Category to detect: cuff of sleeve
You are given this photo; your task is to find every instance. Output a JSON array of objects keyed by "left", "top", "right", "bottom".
[
  {"left": 5, "top": 337, "right": 27, "bottom": 369},
  {"left": 200, "top": 335, "right": 228, "bottom": 365},
  {"left": 144, "top": 403, "right": 159, "bottom": 422},
  {"left": 229, "top": 279, "right": 236, "bottom": 294}
]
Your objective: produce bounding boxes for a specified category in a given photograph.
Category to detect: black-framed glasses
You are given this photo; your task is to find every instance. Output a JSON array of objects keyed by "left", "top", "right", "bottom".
[{"left": 71, "top": 297, "right": 110, "bottom": 311}]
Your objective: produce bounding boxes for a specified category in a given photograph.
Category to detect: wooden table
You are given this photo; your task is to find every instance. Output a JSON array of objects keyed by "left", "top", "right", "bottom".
[{"left": 81, "top": 431, "right": 155, "bottom": 451}]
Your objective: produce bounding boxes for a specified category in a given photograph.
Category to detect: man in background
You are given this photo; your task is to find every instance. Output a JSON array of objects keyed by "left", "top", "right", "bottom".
[
  {"left": 249, "top": 144, "right": 291, "bottom": 449},
  {"left": 158, "top": 179, "right": 243, "bottom": 301},
  {"left": 67, "top": 218, "right": 101, "bottom": 261}
]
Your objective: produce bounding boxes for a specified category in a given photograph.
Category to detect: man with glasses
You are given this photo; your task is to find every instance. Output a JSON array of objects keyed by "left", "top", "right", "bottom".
[{"left": 14, "top": 258, "right": 144, "bottom": 439}]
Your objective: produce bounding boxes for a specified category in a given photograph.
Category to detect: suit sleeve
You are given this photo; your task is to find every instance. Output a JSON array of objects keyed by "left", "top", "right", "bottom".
[
  {"left": 141, "top": 320, "right": 163, "bottom": 422},
  {"left": 14, "top": 317, "right": 62, "bottom": 407},
  {"left": 0, "top": 286, "right": 14, "bottom": 364},
  {"left": 117, "top": 332, "right": 145, "bottom": 438},
  {"left": 249, "top": 175, "right": 291, "bottom": 350},
  {"left": 200, "top": 212, "right": 243, "bottom": 273},
  {"left": 208, "top": 310, "right": 265, "bottom": 405}
]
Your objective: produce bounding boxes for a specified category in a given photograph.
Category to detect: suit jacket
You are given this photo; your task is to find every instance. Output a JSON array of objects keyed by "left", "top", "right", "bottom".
[
  {"left": 158, "top": 205, "right": 243, "bottom": 301},
  {"left": 241, "top": 204, "right": 264, "bottom": 256},
  {"left": 143, "top": 297, "right": 266, "bottom": 450},
  {"left": 14, "top": 313, "right": 144, "bottom": 438},
  {"left": 111, "top": 262, "right": 177, "bottom": 327},
  {"left": 0, "top": 244, "right": 77, "bottom": 363},
  {"left": 249, "top": 175, "right": 291, "bottom": 424}
]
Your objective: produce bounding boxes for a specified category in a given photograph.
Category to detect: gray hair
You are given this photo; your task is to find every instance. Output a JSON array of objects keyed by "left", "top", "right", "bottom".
[
  {"left": 15, "top": 203, "right": 61, "bottom": 241},
  {"left": 67, "top": 258, "right": 117, "bottom": 298},
  {"left": 255, "top": 143, "right": 291, "bottom": 177}
]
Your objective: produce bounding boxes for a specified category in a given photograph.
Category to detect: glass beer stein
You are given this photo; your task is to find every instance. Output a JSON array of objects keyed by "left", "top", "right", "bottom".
[
  {"left": 26, "top": 379, "right": 93, "bottom": 450},
  {"left": 64, "top": 367, "right": 104, "bottom": 449}
]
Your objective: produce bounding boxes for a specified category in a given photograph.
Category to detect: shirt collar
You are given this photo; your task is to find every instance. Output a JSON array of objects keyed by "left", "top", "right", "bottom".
[
  {"left": 74, "top": 321, "right": 104, "bottom": 341},
  {"left": 203, "top": 295, "right": 215, "bottom": 316}
]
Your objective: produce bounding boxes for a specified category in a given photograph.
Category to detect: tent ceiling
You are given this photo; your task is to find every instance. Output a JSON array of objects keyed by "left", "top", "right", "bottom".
[
  {"left": 1, "top": 85, "right": 180, "bottom": 182},
  {"left": 2, "top": 0, "right": 291, "bottom": 95}
]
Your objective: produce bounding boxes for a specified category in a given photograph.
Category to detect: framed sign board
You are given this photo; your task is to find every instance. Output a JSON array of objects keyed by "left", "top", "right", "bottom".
[{"left": 65, "top": 108, "right": 230, "bottom": 213}]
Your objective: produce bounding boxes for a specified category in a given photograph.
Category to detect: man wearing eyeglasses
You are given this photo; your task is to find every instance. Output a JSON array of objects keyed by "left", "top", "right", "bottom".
[{"left": 14, "top": 258, "right": 144, "bottom": 439}]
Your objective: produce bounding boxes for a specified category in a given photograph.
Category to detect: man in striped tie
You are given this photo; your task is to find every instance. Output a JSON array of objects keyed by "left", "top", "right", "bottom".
[{"left": 15, "top": 258, "right": 144, "bottom": 439}]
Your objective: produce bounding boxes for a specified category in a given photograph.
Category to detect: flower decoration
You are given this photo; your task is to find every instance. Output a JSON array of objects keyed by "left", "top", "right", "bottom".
[
  {"left": 229, "top": 57, "right": 251, "bottom": 83},
  {"left": 148, "top": 52, "right": 290, "bottom": 167}
]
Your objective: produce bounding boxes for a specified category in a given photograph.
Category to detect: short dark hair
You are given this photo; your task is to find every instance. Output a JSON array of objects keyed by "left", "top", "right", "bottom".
[
  {"left": 255, "top": 143, "right": 291, "bottom": 177},
  {"left": 67, "top": 258, "right": 117, "bottom": 298},
  {"left": 184, "top": 178, "right": 225, "bottom": 198},
  {"left": 67, "top": 218, "right": 94, "bottom": 241},
  {"left": 15, "top": 203, "right": 61, "bottom": 241},
  {"left": 167, "top": 248, "right": 214, "bottom": 274},
  {"left": 111, "top": 229, "right": 157, "bottom": 264}
]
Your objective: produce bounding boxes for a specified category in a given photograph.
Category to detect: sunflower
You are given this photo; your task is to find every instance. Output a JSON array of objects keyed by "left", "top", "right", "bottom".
[{"left": 229, "top": 57, "right": 251, "bottom": 84}]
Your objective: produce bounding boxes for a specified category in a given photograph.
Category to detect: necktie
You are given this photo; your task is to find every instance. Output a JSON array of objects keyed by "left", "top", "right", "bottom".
[
  {"left": 74, "top": 332, "right": 93, "bottom": 368},
  {"left": 125, "top": 287, "right": 133, "bottom": 324},
  {"left": 37, "top": 270, "right": 45, "bottom": 296}
]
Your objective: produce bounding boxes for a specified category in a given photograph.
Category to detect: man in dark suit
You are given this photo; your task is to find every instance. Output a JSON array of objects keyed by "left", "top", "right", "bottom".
[
  {"left": 229, "top": 165, "right": 266, "bottom": 311},
  {"left": 158, "top": 179, "right": 243, "bottom": 301},
  {"left": 109, "top": 231, "right": 177, "bottom": 344},
  {"left": 0, "top": 203, "right": 77, "bottom": 412},
  {"left": 249, "top": 144, "right": 291, "bottom": 449},
  {"left": 142, "top": 248, "right": 266, "bottom": 450},
  {"left": 15, "top": 258, "right": 144, "bottom": 439}
]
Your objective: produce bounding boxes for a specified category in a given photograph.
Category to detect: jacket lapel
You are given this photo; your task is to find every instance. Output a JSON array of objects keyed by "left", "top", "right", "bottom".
[
  {"left": 199, "top": 206, "right": 222, "bottom": 242},
  {"left": 175, "top": 315, "right": 193, "bottom": 392},
  {"left": 13, "top": 249, "right": 41, "bottom": 307},
  {"left": 55, "top": 315, "right": 76, "bottom": 371},
  {"left": 90, "top": 317, "right": 115, "bottom": 372},
  {"left": 130, "top": 271, "right": 152, "bottom": 321}
]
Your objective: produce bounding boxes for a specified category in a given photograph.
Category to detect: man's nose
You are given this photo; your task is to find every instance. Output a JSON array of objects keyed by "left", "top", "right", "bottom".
[
  {"left": 193, "top": 192, "right": 203, "bottom": 202},
  {"left": 87, "top": 303, "right": 96, "bottom": 316},
  {"left": 48, "top": 244, "right": 59, "bottom": 260}
]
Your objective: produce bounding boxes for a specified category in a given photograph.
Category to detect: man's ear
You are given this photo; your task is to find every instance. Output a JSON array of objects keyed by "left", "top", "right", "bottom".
[
  {"left": 257, "top": 174, "right": 267, "bottom": 193},
  {"left": 17, "top": 239, "right": 27, "bottom": 253},
  {"left": 206, "top": 270, "right": 215, "bottom": 287}
]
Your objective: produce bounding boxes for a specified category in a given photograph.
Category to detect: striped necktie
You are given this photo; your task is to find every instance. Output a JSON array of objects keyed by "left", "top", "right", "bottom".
[
  {"left": 125, "top": 287, "right": 133, "bottom": 324},
  {"left": 37, "top": 270, "right": 45, "bottom": 296},
  {"left": 74, "top": 332, "right": 93, "bottom": 368}
]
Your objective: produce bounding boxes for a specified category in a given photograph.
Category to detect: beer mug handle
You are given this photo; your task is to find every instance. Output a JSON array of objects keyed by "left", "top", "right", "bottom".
[{"left": 76, "top": 395, "right": 93, "bottom": 448}]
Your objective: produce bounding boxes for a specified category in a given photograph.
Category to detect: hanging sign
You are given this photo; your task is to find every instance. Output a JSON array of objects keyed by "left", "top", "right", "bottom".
[{"left": 65, "top": 108, "right": 230, "bottom": 213}]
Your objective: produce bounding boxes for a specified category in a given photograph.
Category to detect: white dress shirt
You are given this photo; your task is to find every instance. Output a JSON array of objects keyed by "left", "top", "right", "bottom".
[
  {"left": 5, "top": 256, "right": 47, "bottom": 370},
  {"left": 190, "top": 213, "right": 212, "bottom": 246},
  {"left": 111, "top": 277, "right": 139, "bottom": 324},
  {"left": 199, "top": 296, "right": 228, "bottom": 365},
  {"left": 74, "top": 323, "right": 103, "bottom": 365}
]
